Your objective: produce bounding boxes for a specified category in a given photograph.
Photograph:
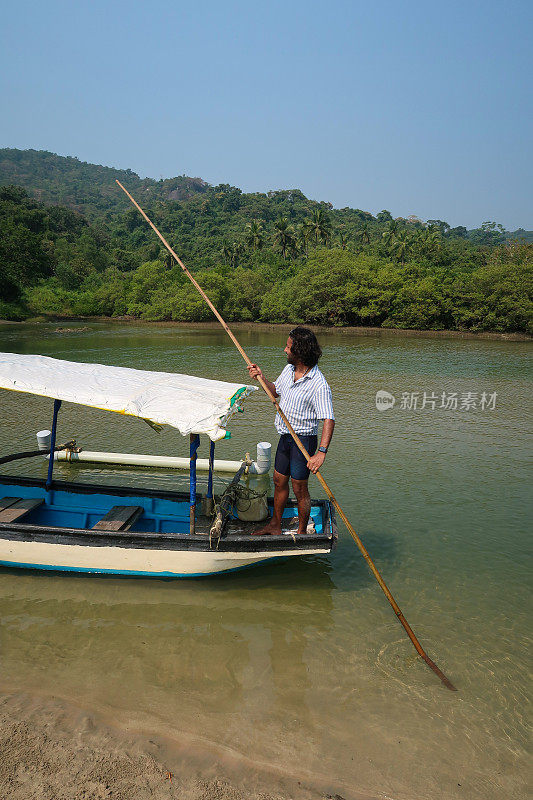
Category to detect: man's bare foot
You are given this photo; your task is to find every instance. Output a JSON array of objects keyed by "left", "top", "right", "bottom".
[{"left": 251, "top": 520, "right": 282, "bottom": 536}]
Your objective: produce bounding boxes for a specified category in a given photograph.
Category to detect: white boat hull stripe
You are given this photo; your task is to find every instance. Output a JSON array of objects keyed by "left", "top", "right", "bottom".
[{"left": 0, "top": 539, "right": 325, "bottom": 576}]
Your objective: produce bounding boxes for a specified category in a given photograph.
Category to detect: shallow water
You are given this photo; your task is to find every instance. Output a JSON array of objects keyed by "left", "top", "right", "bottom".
[{"left": 0, "top": 322, "right": 531, "bottom": 799}]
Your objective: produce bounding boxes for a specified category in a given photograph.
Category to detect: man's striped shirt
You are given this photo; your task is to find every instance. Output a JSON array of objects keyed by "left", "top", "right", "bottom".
[{"left": 274, "top": 364, "right": 334, "bottom": 435}]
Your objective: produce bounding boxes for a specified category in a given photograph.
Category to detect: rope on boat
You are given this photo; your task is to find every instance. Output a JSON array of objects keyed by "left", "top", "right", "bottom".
[
  {"left": 209, "top": 462, "right": 265, "bottom": 548},
  {"left": 0, "top": 441, "right": 79, "bottom": 466}
]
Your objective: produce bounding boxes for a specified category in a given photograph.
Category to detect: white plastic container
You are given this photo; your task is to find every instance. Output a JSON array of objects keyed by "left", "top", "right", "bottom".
[{"left": 36, "top": 430, "right": 51, "bottom": 451}]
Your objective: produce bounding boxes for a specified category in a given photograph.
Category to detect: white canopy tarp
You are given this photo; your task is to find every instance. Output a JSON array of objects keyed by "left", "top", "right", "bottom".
[{"left": 0, "top": 353, "right": 257, "bottom": 441}]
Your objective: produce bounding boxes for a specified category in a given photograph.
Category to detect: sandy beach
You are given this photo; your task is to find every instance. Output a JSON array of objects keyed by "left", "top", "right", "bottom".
[{"left": 0, "top": 688, "right": 372, "bottom": 800}]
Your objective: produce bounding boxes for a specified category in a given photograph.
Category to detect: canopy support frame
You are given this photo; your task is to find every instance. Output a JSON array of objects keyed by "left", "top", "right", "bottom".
[
  {"left": 207, "top": 440, "right": 215, "bottom": 498},
  {"left": 46, "top": 399, "right": 62, "bottom": 491},
  {"left": 189, "top": 434, "right": 200, "bottom": 534}
]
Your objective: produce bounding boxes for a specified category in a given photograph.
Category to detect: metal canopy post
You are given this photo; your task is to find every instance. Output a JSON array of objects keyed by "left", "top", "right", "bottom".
[
  {"left": 189, "top": 434, "right": 200, "bottom": 534},
  {"left": 204, "top": 440, "right": 215, "bottom": 516},
  {"left": 45, "top": 399, "right": 62, "bottom": 491},
  {"left": 207, "top": 441, "right": 215, "bottom": 498}
]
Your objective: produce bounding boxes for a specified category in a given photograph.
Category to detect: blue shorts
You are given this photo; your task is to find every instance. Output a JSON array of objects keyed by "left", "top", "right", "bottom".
[{"left": 274, "top": 433, "right": 318, "bottom": 480}]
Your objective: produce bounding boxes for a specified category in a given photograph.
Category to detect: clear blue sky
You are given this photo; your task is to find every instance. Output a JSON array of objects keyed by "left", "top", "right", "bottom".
[{"left": 1, "top": 0, "right": 531, "bottom": 229}]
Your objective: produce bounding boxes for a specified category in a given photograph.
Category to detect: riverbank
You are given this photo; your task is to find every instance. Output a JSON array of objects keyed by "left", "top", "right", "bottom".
[
  {"left": 0, "top": 688, "right": 370, "bottom": 800},
  {"left": 1, "top": 316, "right": 530, "bottom": 341}
]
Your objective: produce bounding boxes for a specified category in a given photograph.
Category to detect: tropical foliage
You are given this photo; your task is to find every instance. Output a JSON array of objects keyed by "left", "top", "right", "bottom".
[{"left": 0, "top": 149, "right": 531, "bottom": 333}]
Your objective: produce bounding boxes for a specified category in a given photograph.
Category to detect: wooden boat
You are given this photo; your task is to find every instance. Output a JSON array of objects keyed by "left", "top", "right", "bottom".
[
  {"left": 0, "top": 476, "right": 335, "bottom": 577},
  {"left": 0, "top": 353, "right": 336, "bottom": 577}
]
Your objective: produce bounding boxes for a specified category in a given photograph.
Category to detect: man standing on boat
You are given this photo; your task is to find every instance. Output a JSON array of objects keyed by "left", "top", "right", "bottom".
[{"left": 247, "top": 327, "right": 335, "bottom": 535}]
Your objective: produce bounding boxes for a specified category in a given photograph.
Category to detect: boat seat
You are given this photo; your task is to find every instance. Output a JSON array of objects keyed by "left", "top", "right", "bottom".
[
  {"left": 93, "top": 505, "right": 143, "bottom": 532},
  {"left": 0, "top": 497, "right": 44, "bottom": 523}
]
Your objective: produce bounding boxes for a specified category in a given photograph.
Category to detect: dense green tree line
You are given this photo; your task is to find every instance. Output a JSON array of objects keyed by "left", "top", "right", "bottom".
[
  {"left": 0, "top": 149, "right": 531, "bottom": 333},
  {"left": 22, "top": 241, "right": 533, "bottom": 334}
]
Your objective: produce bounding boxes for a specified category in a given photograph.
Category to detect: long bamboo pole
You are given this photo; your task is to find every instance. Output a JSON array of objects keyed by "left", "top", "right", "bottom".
[{"left": 116, "top": 180, "right": 457, "bottom": 691}]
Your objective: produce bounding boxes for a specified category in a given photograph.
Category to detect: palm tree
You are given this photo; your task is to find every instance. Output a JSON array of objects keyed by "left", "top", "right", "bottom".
[
  {"left": 411, "top": 227, "right": 442, "bottom": 259},
  {"left": 230, "top": 240, "right": 243, "bottom": 268},
  {"left": 244, "top": 219, "right": 265, "bottom": 251},
  {"left": 273, "top": 218, "right": 296, "bottom": 259},
  {"left": 427, "top": 226, "right": 443, "bottom": 256},
  {"left": 358, "top": 223, "right": 371, "bottom": 247},
  {"left": 409, "top": 230, "right": 427, "bottom": 257},
  {"left": 294, "top": 222, "right": 310, "bottom": 256},
  {"left": 382, "top": 220, "right": 399, "bottom": 247},
  {"left": 308, "top": 208, "right": 332, "bottom": 246},
  {"left": 337, "top": 226, "right": 349, "bottom": 250},
  {"left": 391, "top": 230, "right": 411, "bottom": 265}
]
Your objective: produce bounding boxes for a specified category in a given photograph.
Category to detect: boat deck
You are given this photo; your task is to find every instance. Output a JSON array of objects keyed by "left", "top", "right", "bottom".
[{"left": 0, "top": 476, "right": 333, "bottom": 541}]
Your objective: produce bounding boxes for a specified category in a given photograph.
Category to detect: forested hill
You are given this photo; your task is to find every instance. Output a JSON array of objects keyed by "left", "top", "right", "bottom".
[
  {"left": 2, "top": 148, "right": 530, "bottom": 243},
  {"left": 0, "top": 148, "right": 531, "bottom": 334},
  {"left": 0, "top": 149, "right": 209, "bottom": 218}
]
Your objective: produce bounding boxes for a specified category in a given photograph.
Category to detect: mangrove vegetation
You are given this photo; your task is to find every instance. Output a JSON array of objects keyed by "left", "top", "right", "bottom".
[{"left": 0, "top": 148, "right": 531, "bottom": 334}]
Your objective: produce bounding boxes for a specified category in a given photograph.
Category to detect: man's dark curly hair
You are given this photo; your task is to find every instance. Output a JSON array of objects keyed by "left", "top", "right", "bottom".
[{"left": 288, "top": 327, "right": 322, "bottom": 367}]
